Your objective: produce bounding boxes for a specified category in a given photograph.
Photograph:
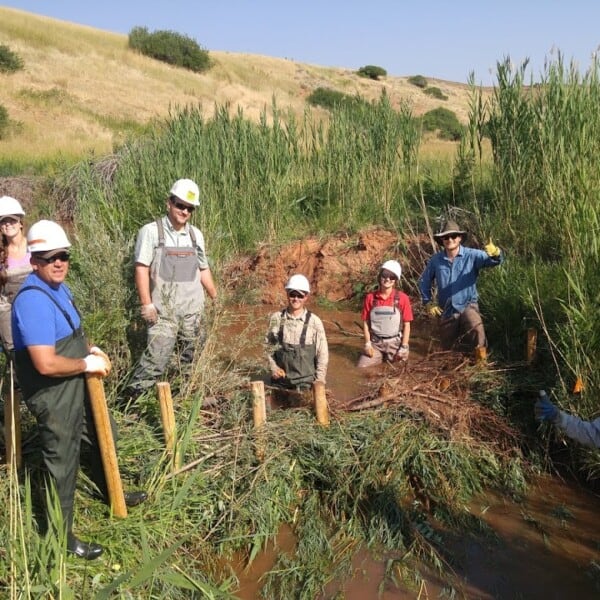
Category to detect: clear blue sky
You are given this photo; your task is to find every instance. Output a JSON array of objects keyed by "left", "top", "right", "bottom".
[{"left": 4, "top": 1, "right": 600, "bottom": 85}]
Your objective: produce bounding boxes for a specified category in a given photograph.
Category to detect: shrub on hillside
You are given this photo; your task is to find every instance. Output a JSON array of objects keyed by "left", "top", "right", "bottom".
[
  {"left": 0, "top": 44, "right": 24, "bottom": 74},
  {"left": 423, "top": 86, "right": 448, "bottom": 100},
  {"left": 307, "top": 87, "right": 366, "bottom": 110},
  {"left": 357, "top": 65, "right": 387, "bottom": 80},
  {"left": 421, "top": 107, "right": 463, "bottom": 141},
  {"left": 128, "top": 26, "right": 211, "bottom": 73},
  {"left": 408, "top": 75, "right": 428, "bottom": 88},
  {"left": 0, "top": 104, "right": 9, "bottom": 139}
]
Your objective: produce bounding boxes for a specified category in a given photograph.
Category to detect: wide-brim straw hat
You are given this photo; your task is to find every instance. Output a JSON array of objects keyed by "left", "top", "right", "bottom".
[{"left": 433, "top": 220, "right": 467, "bottom": 243}]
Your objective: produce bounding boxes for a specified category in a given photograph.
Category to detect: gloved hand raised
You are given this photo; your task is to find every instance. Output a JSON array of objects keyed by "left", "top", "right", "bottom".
[
  {"left": 534, "top": 390, "right": 559, "bottom": 423},
  {"left": 426, "top": 302, "right": 442, "bottom": 318},
  {"left": 84, "top": 353, "right": 111, "bottom": 377},
  {"left": 364, "top": 341, "right": 374, "bottom": 358},
  {"left": 141, "top": 303, "right": 158, "bottom": 324},
  {"left": 272, "top": 367, "right": 286, "bottom": 380},
  {"left": 484, "top": 238, "right": 501, "bottom": 258}
]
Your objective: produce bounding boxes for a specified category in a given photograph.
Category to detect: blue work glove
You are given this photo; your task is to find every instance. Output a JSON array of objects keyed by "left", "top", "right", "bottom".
[{"left": 534, "top": 390, "right": 559, "bottom": 423}]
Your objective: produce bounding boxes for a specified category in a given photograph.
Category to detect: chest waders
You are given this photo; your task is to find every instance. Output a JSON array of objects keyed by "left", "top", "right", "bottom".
[
  {"left": 369, "top": 291, "right": 402, "bottom": 340},
  {"left": 14, "top": 286, "right": 113, "bottom": 534},
  {"left": 150, "top": 218, "right": 204, "bottom": 316},
  {"left": 273, "top": 310, "right": 317, "bottom": 388}
]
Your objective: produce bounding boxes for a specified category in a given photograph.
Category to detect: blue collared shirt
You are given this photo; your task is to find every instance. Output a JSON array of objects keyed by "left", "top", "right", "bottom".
[{"left": 418, "top": 245, "right": 503, "bottom": 317}]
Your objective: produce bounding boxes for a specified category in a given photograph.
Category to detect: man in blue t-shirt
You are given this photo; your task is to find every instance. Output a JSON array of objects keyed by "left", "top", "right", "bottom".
[{"left": 12, "top": 220, "right": 146, "bottom": 560}]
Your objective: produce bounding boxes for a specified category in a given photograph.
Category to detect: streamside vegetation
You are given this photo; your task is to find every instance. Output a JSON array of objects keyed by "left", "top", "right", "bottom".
[{"left": 1, "top": 52, "right": 599, "bottom": 597}]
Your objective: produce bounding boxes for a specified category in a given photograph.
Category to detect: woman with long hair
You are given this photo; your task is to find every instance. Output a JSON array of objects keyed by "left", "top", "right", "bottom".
[{"left": 0, "top": 196, "right": 31, "bottom": 353}]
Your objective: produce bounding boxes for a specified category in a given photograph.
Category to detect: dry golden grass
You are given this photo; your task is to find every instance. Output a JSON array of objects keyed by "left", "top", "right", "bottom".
[{"left": 0, "top": 6, "right": 491, "bottom": 163}]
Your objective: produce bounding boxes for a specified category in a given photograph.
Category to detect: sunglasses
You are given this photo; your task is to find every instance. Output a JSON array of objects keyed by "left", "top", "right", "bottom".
[
  {"left": 287, "top": 290, "right": 307, "bottom": 299},
  {"left": 0, "top": 218, "right": 19, "bottom": 226},
  {"left": 170, "top": 197, "right": 195, "bottom": 213},
  {"left": 441, "top": 233, "right": 460, "bottom": 241},
  {"left": 379, "top": 272, "right": 397, "bottom": 281},
  {"left": 37, "top": 252, "right": 70, "bottom": 264}
]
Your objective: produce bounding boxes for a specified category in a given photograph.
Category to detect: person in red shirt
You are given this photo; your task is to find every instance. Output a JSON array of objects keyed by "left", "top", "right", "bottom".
[{"left": 357, "top": 260, "right": 413, "bottom": 367}]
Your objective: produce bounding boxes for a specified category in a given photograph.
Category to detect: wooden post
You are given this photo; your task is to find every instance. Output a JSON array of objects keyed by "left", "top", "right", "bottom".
[
  {"left": 313, "top": 381, "right": 330, "bottom": 427},
  {"left": 526, "top": 328, "right": 537, "bottom": 365},
  {"left": 251, "top": 381, "right": 266, "bottom": 461},
  {"left": 4, "top": 362, "right": 21, "bottom": 470},
  {"left": 86, "top": 374, "right": 127, "bottom": 518},
  {"left": 157, "top": 381, "right": 180, "bottom": 468}
]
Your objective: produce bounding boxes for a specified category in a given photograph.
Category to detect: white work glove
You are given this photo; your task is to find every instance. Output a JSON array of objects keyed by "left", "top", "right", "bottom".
[
  {"left": 141, "top": 303, "right": 158, "bottom": 324},
  {"left": 84, "top": 354, "right": 110, "bottom": 377},
  {"left": 397, "top": 345, "right": 409, "bottom": 361},
  {"left": 90, "top": 345, "right": 112, "bottom": 373},
  {"left": 363, "top": 341, "right": 374, "bottom": 358}
]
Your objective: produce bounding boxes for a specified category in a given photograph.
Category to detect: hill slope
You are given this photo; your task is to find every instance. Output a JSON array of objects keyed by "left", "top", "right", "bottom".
[{"left": 0, "top": 6, "right": 484, "bottom": 165}]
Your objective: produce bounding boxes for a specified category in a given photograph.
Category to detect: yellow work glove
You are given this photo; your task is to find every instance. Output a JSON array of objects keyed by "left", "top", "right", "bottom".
[
  {"left": 273, "top": 367, "right": 286, "bottom": 379},
  {"left": 364, "top": 341, "right": 374, "bottom": 358},
  {"left": 484, "top": 239, "right": 501, "bottom": 258},
  {"left": 426, "top": 302, "right": 443, "bottom": 318}
]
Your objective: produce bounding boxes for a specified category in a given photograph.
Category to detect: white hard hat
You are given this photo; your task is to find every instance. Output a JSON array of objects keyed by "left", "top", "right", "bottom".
[
  {"left": 27, "top": 220, "right": 71, "bottom": 253},
  {"left": 284, "top": 274, "right": 311, "bottom": 293},
  {"left": 0, "top": 196, "right": 25, "bottom": 218},
  {"left": 380, "top": 260, "right": 401, "bottom": 279},
  {"left": 169, "top": 178, "right": 200, "bottom": 206}
]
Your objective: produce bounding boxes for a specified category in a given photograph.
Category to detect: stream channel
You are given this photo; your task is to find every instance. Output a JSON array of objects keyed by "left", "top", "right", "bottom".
[{"left": 222, "top": 304, "right": 600, "bottom": 599}]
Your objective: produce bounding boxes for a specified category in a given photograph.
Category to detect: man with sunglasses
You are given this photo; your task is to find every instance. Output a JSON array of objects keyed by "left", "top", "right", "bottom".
[
  {"left": 127, "top": 178, "right": 217, "bottom": 399},
  {"left": 265, "top": 274, "right": 328, "bottom": 394},
  {"left": 11, "top": 220, "right": 147, "bottom": 560},
  {"left": 418, "top": 220, "right": 503, "bottom": 357}
]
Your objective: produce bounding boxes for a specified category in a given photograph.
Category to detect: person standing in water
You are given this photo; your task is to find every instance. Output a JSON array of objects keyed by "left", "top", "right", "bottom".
[{"left": 358, "top": 260, "right": 413, "bottom": 367}]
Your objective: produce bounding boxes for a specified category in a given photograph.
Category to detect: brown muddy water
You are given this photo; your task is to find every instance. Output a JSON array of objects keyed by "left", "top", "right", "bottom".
[{"left": 223, "top": 304, "right": 600, "bottom": 599}]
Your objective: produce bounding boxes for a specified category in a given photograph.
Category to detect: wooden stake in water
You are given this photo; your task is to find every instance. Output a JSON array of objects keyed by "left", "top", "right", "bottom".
[
  {"left": 86, "top": 374, "right": 127, "bottom": 518},
  {"left": 313, "top": 381, "right": 330, "bottom": 427},
  {"left": 526, "top": 328, "right": 537, "bottom": 365},
  {"left": 4, "top": 361, "right": 21, "bottom": 470},
  {"left": 251, "top": 380, "right": 267, "bottom": 461},
  {"left": 157, "top": 381, "right": 180, "bottom": 468}
]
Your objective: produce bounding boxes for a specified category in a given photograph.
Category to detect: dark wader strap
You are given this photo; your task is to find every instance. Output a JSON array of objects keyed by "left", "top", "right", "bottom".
[
  {"left": 16, "top": 285, "right": 81, "bottom": 333},
  {"left": 156, "top": 218, "right": 197, "bottom": 247},
  {"left": 277, "top": 310, "right": 312, "bottom": 346}
]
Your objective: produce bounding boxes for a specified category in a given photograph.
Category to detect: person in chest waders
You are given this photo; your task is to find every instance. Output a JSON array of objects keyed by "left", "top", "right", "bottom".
[
  {"left": 265, "top": 274, "right": 329, "bottom": 404},
  {"left": 11, "top": 220, "right": 147, "bottom": 560},
  {"left": 126, "top": 178, "right": 217, "bottom": 401},
  {"left": 0, "top": 196, "right": 32, "bottom": 357},
  {"left": 358, "top": 260, "right": 413, "bottom": 367}
]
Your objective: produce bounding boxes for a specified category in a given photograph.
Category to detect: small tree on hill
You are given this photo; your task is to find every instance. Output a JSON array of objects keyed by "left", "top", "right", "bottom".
[
  {"left": 422, "top": 107, "right": 464, "bottom": 141},
  {"left": 0, "top": 44, "right": 24, "bottom": 73},
  {"left": 357, "top": 65, "right": 387, "bottom": 80},
  {"left": 408, "top": 74, "right": 427, "bottom": 88},
  {"left": 128, "top": 26, "right": 211, "bottom": 73}
]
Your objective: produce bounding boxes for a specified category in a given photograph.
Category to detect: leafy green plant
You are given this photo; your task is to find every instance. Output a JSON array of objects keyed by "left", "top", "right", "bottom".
[
  {"left": 357, "top": 65, "right": 387, "bottom": 80},
  {"left": 422, "top": 107, "right": 464, "bottom": 140},
  {"left": 423, "top": 86, "right": 448, "bottom": 100},
  {"left": 128, "top": 26, "right": 211, "bottom": 73},
  {"left": 408, "top": 75, "right": 428, "bottom": 88},
  {"left": 0, "top": 43, "right": 24, "bottom": 73},
  {"left": 0, "top": 104, "right": 9, "bottom": 139}
]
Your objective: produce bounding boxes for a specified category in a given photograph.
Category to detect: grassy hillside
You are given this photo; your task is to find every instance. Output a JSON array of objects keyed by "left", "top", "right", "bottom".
[{"left": 0, "top": 6, "right": 483, "bottom": 167}]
